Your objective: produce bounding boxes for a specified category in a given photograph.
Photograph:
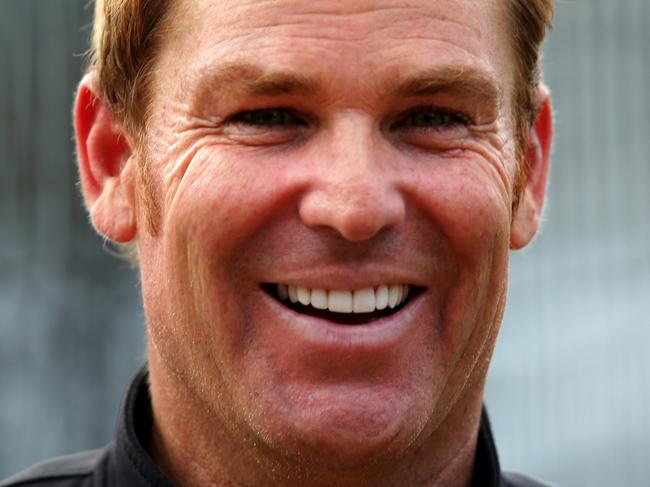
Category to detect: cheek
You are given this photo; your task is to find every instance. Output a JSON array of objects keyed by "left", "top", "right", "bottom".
[
  {"left": 152, "top": 145, "right": 305, "bottom": 325},
  {"left": 163, "top": 147, "right": 287, "bottom": 255},
  {"left": 405, "top": 154, "right": 512, "bottom": 354},
  {"left": 137, "top": 149, "right": 270, "bottom": 389},
  {"left": 407, "top": 155, "right": 512, "bottom": 259}
]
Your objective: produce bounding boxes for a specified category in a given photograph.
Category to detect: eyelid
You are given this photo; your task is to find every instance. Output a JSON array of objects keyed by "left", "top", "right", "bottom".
[
  {"left": 391, "top": 105, "right": 472, "bottom": 130},
  {"left": 227, "top": 107, "right": 309, "bottom": 127}
]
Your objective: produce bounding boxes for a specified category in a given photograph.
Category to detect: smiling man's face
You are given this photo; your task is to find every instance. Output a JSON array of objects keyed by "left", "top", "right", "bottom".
[{"left": 84, "top": 0, "right": 549, "bottom": 483}]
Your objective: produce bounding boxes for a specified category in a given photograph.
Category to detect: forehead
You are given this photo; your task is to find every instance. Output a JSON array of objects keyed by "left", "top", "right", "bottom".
[{"left": 155, "top": 0, "right": 513, "bottom": 107}]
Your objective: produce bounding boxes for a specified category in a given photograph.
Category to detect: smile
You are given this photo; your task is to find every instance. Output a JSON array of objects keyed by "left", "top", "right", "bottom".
[{"left": 263, "top": 283, "right": 419, "bottom": 325}]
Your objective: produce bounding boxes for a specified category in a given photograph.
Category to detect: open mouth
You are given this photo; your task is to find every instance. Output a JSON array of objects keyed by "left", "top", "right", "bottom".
[{"left": 262, "top": 283, "right": 422, "bottom": 325}]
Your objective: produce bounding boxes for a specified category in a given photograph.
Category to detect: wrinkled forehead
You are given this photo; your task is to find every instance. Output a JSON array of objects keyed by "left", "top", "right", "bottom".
[
  {"left": 153, "top": 0, "right": 514, "bottom": 108},
  {"left": 168, "top": 0, "right": 499, "bottom": 38}
]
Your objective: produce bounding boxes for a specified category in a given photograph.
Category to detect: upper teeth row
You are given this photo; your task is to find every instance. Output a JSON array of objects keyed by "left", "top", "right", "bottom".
[{"left": 277, "top": 284, "right": 410, "bottom": 314}]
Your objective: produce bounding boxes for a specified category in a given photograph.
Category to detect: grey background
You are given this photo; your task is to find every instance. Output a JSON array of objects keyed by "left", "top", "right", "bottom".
[{"left": 1, "top": 1, "right": 648, "bottom": 486}]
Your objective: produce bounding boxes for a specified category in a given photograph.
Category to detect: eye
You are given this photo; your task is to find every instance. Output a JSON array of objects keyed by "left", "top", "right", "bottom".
[
  {"left": 392, "top": 106, "right": 469, "bottom": 130},
  {"left": 229, "top": 107, "right": 307, "bottom": 127}
]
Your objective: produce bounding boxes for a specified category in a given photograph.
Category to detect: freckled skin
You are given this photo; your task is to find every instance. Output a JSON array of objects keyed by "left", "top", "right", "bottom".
[{"left": 129, "top": 1, "right": 528, "bottom": 486}]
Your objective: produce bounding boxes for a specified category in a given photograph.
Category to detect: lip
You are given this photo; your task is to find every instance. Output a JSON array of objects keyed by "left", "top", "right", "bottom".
[
  {"left": 257, "top": 283, "right": 429, "bottom": 352},
  {"left": 255, "top": 267, "right": 431, "bottom": 292}
]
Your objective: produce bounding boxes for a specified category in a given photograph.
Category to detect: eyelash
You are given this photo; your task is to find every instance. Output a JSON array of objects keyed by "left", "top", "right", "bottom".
[
  {"left": 227, "top": 106, "right": 470, "bottom": 130},
  {"left": 391, "top": 106, "right": 470, "bottom": 130},
  {"left": 229, "top": 108, "right": 307, "bottom": 127}
]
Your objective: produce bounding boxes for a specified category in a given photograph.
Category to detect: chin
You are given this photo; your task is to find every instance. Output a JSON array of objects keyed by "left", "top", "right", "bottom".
[{"left": 246, "top": 383, "right": 432, "bottom": 469}]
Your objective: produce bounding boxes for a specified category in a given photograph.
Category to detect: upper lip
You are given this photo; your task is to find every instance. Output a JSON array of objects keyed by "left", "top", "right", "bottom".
[{"left": 258, "top": 267, "right": 429, "bottom": 291}]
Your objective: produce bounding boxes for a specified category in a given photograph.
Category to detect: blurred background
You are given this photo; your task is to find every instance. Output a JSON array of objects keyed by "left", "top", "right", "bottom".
[{"left": 1, "top": 1, "right": 648, "bottom": 485}]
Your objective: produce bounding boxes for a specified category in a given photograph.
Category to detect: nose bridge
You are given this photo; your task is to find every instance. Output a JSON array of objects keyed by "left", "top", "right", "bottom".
[
  {"left": 298, "top": 117, "right": 406, "bottom": 241},
  {"left": 326, "top": 119, "right": 376, "bottom": 200}
]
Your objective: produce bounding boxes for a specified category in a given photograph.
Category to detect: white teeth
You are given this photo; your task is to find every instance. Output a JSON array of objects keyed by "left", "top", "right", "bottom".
[
  {"left": 388, "top": 284, "right": 401, "bottom": 308},
  {"left": 353, "top": 288, "right": 375, "bottom": 313},
  {"left": 328, "top": 290, "right": 353, "bottom": 313},
  {"left": 288, "top": 285, "right": 298, "bottom": 303},
  {"left": 278, "top": 284, "right": 411, "bottom": 314},
  {"left": 375, "top": 285, "right": 389, "bottom": 310},
  {"left": 297, "top": 287, "right": 311, "bottom": 306},
  {"left": 310, "top": 288, "right": 328, "bottom": 310}
]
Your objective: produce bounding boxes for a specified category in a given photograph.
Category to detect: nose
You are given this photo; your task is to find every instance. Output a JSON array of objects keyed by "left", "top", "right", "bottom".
[{"left": 298, "top": 125, "right": 406, "bottom": 242}]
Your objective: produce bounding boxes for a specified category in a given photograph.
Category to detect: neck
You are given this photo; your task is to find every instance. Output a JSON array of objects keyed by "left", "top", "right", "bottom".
[{"left": 147, "top": 351, "right": 485, "bottom": 487}]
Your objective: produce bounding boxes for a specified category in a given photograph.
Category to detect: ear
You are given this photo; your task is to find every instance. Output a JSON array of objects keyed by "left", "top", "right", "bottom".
[
  {"left": 74, "top": 72, "right": 137, "bottom": 243},
  {"left": 510, "top": 85, "right": 553, "bottom": 250}
]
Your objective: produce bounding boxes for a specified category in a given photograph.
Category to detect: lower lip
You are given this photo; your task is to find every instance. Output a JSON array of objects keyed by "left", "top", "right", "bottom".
[{"left": 259, "top": 288, "right": 427, "bottom": 352}]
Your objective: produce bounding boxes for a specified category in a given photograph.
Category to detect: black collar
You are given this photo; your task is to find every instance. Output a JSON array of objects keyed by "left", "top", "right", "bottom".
[
  {"left": 113, "top": 367, "right": 502, "bottom": 487},
  {"left": 114, "top": 367, "right": 174, "bottom": 487}
]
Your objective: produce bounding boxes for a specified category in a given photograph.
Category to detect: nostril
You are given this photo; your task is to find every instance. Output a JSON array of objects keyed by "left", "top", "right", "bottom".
[{"left": 298, "top": 187, "right": 406, "bottom": 242}]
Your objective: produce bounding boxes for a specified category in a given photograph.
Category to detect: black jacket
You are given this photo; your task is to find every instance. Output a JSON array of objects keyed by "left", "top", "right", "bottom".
[{"left": 1, "top": 368, "right": 556, "bottom": 487}]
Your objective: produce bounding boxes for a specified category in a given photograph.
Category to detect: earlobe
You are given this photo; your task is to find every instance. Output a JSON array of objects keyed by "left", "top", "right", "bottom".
[
  {"left": 510, "top": 85, "right": 553, "bottom": 250},
  {"left": 74, "top": 72, "right": 137, "bottom": 243}
]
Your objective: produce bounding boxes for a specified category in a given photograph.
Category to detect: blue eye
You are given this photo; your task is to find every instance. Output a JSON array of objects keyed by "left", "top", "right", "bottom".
[
  {"left": 394, "top": 106, "right": 469, "bottom": 130},
  {"left": 231, "top": 108, "right": 306, "bottom": 127}
]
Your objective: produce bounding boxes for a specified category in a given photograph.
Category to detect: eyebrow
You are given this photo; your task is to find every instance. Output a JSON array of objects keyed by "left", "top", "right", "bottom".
[
  {"left": 391, "top": 66, "right": 502, "bottom": 103},
  {"left": 188, "top": 61, "right": 501, "bottom": 105},
  {"left": 190, "top": 62, "right": 318, "bottom": 98}
]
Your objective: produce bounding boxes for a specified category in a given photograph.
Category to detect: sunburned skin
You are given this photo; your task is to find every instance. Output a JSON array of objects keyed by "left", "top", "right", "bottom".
[{"left": 76, "top": 0, "right": 552, "bottom": 486}]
